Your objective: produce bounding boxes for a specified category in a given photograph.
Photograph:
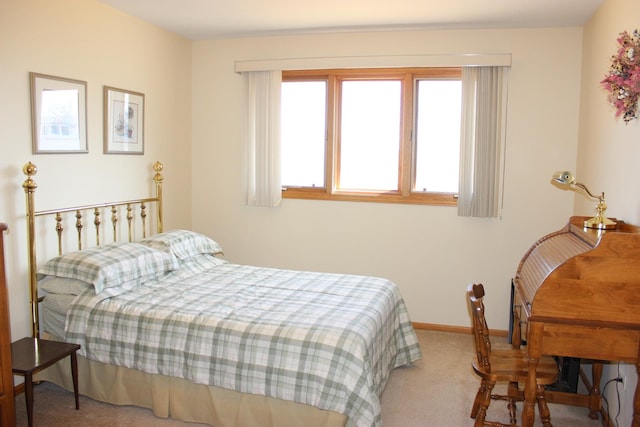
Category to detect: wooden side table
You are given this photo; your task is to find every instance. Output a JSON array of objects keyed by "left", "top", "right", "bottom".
[{"left": 11, "top": 337, "right": 80, "bottom": 427}]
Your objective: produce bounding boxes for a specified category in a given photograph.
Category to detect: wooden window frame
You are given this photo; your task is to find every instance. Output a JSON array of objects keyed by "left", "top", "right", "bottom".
[{"left": 282, "top": 67, "right": 461, "bottom": 206}]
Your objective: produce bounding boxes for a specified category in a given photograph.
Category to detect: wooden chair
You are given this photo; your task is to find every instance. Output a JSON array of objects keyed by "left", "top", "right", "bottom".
[{"left": 467, "top": 283, "right": 558, "bottom": 427}]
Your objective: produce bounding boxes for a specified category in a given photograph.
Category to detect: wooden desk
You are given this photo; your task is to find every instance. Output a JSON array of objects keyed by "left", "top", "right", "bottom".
[
  {"left": 523, "top": 321, "right": 640, "bottom": 427},
  {"left": 512, "top": 217, "right": 640, "bottom": 427},
  {"left": 11, "top": 337, "right": 80, "bottom": 427}
]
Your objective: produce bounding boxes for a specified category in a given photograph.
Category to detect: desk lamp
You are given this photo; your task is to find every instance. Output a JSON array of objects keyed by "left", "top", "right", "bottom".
[{"left": 552, "top": 171, "right": 617, "bottom": 230}]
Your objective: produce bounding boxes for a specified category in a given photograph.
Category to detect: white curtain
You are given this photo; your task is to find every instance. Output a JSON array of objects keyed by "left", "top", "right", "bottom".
[
  {"left": 242, "top": 70, "right": 282, "bottom": 207},
  {"left": 458, "top": 66, "right": 508, "bottom": 218}
]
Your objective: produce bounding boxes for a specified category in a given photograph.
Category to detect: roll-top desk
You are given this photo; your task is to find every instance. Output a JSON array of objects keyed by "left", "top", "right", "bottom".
[{"left": 512, "top": 216, "right": 640, "bottom": 427}]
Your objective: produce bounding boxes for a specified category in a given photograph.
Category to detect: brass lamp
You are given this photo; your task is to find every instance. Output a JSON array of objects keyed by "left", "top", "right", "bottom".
[{"left": 552, "top": 171, "right": 617, "bottom": 230}]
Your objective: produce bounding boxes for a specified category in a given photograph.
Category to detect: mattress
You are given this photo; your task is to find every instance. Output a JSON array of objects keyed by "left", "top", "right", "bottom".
[{"left": 41, "top": 292, "right": 75, "bottom": 339}]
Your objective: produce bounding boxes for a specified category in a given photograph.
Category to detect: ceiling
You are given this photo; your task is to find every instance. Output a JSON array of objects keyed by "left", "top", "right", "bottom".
[{"left": 96, "top": 0, "right": 604, "bottom": 40}]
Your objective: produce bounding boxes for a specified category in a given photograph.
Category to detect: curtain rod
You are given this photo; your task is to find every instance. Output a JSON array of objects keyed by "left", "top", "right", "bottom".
[{"left": 234, "top": 53, "right": 511, "bottom": 73}]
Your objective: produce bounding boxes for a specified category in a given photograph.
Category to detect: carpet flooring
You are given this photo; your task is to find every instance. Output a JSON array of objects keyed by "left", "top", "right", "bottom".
[{"left": 14, "top": 330, "right": 607, "bottom": 426}]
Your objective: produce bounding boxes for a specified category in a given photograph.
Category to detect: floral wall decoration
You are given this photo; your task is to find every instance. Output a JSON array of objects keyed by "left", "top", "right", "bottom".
[{"left": 601, "top": 30, "right": 640, "bottom": 124}]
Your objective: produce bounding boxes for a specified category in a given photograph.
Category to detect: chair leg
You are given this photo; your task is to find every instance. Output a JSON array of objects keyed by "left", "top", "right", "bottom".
[
  {"left": 507, "top": 381, "right": 520, "bottom": 424},
  {"left": 536, "top": 384, "right": 553, "bottom": 427},
  {"left": 471, "top": 381, "right": 488, "bottom": 419},
  {"left": 474, "top": 380, "right": 495, "bottom": 427}
]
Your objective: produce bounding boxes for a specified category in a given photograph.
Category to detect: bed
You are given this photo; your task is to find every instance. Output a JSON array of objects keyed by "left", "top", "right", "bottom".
[{"left": 22, "top": 161, "right": 421, "bottom": 427}]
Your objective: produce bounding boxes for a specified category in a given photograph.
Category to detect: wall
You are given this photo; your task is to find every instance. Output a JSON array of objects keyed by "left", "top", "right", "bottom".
[
  {"left": 0, "top": 1, "right": 586, "bottom": 341},
  {"left": 579, "top": 0, "right": 640, "bottom": 423},
  {"left": 0, "top": 0, "right": 193, "bottom": 339},
  {"left": 4, "top": 0, "right": 626, "bottom": 421},
  {"left": 2, "top": 0, "right": 634, "bottom": 422},
  {"left": 191, "top": 27, "right": 583, "bottom": 331}
]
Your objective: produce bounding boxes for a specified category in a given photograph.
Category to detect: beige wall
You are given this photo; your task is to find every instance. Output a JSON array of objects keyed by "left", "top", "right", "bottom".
[
  {"left": 191, "top": 27, "right": 583, "bottom": 331},
  {"left": 0, "top": 0, "right": 193, "bottom": 338},
  {"left": 579, "top": 0, "right": 640, "bottom": 423},
  {"left": 5, "top": 0, "right": 635, "bottom": 421},
  {"left": 579, "top": 0, "right": 640, "bottom": 224},
  {"left": 0, "top": 0, "right": 588, "bottom": 351}
]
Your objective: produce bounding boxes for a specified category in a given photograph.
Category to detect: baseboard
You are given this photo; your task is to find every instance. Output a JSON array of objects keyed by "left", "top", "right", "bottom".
[{"left": 412, "top": 321, "right": 509, "bottom": 337}]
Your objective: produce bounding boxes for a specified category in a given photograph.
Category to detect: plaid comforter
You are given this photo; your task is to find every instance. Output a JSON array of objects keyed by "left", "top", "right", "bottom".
[{"left": 64, "top": 257, "right": 421, "bottom": 427}]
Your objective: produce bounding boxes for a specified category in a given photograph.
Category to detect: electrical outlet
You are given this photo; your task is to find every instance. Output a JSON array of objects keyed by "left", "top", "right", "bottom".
[{"left": 616, "top": 375, "right": 627, "bottom": 390}]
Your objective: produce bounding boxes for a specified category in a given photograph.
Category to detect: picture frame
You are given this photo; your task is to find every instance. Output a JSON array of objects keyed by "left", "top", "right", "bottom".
[
  {"left": 104, "top": 86, "right": 145, "bottom": 154},
  {"left": 30, "top": 72, "right": 88, "bottom": 154}
]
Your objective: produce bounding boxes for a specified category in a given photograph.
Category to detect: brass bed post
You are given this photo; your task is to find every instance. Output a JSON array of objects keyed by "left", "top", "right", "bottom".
[
  {"left": 94, "top": 208, "right": 101, "bottom": 246},
  {"left": 140, "top": 202, "right": 147, "bottom": 237},
  {"left": 153, "top": 161, "right": 164, "bottom": 234},
  {"left": 111, "top": 206, "right": 118, "bottom": 242},
  {"left": 126, "top": 204, "right": 133, "bottom": 241},
  {"left": 55, "top": 213, "right": 63, "bottom": 255},
  {"left": 75, "top": 211, "right": 83, "bottom": 250},
  {"left": 22, "top": 163, "right": 39, "bottom": 338}
]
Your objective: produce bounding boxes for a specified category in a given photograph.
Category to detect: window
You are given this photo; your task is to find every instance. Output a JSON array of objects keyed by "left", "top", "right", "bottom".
[{"left": 281, "top": 68, "right": 462, "bottom": 206}]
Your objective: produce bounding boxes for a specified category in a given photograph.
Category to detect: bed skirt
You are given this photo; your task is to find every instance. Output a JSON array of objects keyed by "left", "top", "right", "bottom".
[{"left": 35, "top": 353, "right": 349, "bottom": 427}]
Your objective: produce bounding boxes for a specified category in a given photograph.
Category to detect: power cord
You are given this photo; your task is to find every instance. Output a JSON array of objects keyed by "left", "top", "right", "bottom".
[
  {"left": 601, "top": 362, "right": 623, "bottom": 427},
  {"left": 615, "top": 363, "right": 623, "bottom": 427}
]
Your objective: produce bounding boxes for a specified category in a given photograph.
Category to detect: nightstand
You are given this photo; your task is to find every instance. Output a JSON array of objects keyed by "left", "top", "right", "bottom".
[{"left": 11, "top": 337, "right": 80, "bottom": 427}]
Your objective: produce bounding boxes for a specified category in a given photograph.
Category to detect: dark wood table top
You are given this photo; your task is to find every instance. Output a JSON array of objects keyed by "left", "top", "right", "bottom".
[{"left": 11, "top": 337, "right": 80, "bottom": 375}]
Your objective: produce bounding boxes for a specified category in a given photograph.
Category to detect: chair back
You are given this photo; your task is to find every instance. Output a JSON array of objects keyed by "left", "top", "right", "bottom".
[{"left": 468, "top": 283, "right": 491, "bottom": 371}]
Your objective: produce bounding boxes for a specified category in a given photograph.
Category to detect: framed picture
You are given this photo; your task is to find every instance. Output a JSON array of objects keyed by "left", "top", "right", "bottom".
[
  {"left": 104, "top": 86, "right": 145, "bottom": 154},
  {"left": 30, "top": 72, "right": 88, "bottom": 154}
]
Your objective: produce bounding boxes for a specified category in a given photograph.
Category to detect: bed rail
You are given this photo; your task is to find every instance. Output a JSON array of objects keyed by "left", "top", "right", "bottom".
[{"left": 22, "top": 161, "right": 165, "bottom": 338}]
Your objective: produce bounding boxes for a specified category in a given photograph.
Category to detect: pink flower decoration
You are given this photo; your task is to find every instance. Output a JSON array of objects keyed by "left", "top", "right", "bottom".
[{"left": 601, "top": 29, "right": 640, "bottom": 123}]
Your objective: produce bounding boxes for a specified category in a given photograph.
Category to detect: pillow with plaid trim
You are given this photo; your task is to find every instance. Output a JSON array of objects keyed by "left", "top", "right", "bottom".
[
  {"left": 37, "top": 242, "right": 180, "bottom": 294},
  {"left": 139, "top": 229, "right": 223, "bottom": 260},
  {"left": 39, "top": 276, "right": 93, "bottom": 295}
]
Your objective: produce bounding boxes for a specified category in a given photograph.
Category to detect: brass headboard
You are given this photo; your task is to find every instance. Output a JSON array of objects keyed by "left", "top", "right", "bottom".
[{"left": 22, "top": 161, "right": 165, "bottom": 338}]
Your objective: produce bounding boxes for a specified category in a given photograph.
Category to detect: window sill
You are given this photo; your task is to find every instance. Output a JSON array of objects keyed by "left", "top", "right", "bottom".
[{"left": 282, "top": 189, "right": 458, "bottom": 206}]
